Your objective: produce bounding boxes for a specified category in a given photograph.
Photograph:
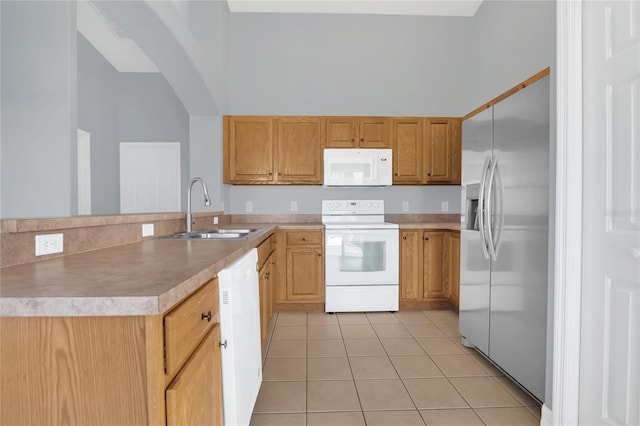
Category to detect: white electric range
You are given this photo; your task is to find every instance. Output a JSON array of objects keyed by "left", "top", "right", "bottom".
[{"left": 322, "top": 200, "right": 399, "bottom": 312}]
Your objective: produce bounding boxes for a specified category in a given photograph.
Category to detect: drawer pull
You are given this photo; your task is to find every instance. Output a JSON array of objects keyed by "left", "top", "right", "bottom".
[
  {"left": 201, "top": 311, "right": 212, "bottom": 322},
  {"left": 302, "top": 237, "right": 306, "bottom": 241},
  {"left": 219, "top": 340, "right": 228, "bottom": 349}
]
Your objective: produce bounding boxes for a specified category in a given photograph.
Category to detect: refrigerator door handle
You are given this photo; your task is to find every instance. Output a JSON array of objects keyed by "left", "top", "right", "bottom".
[
  {"left": 477, "top": 156, "right": 492, "bottom": 259},
  {"left": 485, "top": 155, "right": 499, "bottom": 261}
]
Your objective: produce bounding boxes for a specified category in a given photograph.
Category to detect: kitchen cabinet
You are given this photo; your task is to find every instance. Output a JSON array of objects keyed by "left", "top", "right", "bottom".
[
  {"left": 325, "top": 117, "right": 391, "bottom": 148},
  {"left": 223, "top": 116, "right": 323, "bottom": 184},
  {"left": 392, "top": 118, "right": 423, "bottom": 184},
  {"left": 399, "top": 229, "right": 460, "bottom": 310},
  {"left": 393, "top": 117, "right": 462, "bottom": 185},
  {"left": 257, "top": 234, "right": 276, "bottom": 348},
  {"left": 0, "top": 279, "right": 223, "bottom": 426},
  {"left": 274, "top": 229, "right": 325, "bottom": 311}
]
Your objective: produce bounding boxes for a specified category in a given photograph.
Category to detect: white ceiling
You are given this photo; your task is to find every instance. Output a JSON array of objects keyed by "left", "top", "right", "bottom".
[{"left": 225, "top": 0, "right": 484, "bottom": 17}]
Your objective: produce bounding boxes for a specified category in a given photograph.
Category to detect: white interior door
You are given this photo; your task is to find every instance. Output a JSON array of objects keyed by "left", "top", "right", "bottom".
[
  {"left": 120, "top": 142, "right": 181, "bottom": 214},
  {"left": 580, "top": 1, "right": 640, "bottom": 425}
]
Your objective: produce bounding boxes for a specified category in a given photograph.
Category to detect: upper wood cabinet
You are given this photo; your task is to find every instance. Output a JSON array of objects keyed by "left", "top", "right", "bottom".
[
  {"left": 224, "top": 115, "right": 460, "bottom": 186},
  {"left": 393, "top": 117, "right": 461, "bottom": 185},
  {"left": 277, "top": 117, "right": 323, "bottom": 183},
  {"left": 224, "top": 116, "right": 275, "bottom": 183},
  {"left": 223, "top": 116, "right": 322, "bottom": 184},
  {"left": 325, "top": 117, "right": 391, "bottom": 148},
  {"left": 392, "top": 118, "right": 423, "bottom": 184}
]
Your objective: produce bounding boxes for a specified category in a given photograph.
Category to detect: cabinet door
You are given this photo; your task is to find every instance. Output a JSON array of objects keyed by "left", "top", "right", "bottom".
[
  {"left": 423, "top": 231, "right": 448, "bottom": 299},
  {"left": 325, "top": 117, "right": 356, "bottom": 148},
  {"left": 447, "top": 232, "right": 461, "bottom": 310},
  {"left": 393, "top": 118, "right": 423, "bottom": 184},
  {"left": 166, "top": 325, "right": 223, "bottom": 426},
  {"left": 259, "top": 262, "right": 269, "bottom": 344},
  {"left": 276, "top": 117, "right": 323, "bottom": 183},
  {"left": 399, "top": 230, "right": 423, "bottom": 301},
  {"left": 224, "top": 116, "right": 275, "bottom": 183},
  {"left": 359, "top": 117, "right": 391, "bottom": 148},
  {"left": 286, "top": 247, "right": 324, "bottom": 302},
  {"left": 424, "top": 119, "right": 453, "bottom": 183},
  {"left": 450, "top": 119, "right": 462, "bottom": 185}
]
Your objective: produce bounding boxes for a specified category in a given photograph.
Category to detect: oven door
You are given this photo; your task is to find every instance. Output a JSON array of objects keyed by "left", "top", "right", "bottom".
[{"left": 325, "top": 228, "right": 399, "bottom": 286}]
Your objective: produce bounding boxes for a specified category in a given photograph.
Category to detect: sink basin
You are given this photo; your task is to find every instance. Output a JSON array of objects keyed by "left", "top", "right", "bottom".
[{"left": 159, "top": 228, "right": 261, "bottom": 240}]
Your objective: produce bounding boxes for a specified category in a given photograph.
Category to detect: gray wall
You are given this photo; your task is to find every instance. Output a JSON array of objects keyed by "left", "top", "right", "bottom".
[
  {"left": 77, "top": 33, "right": 119, "bottom": 215},
  {"left": 225, "top": 1, "right": 553, "bottom": 215},
  {"left": 77, "top": 37, "right": 191, "bottom": 214},
  {"left": 1, "top": 1, "right": 77, "bottom": 218}
]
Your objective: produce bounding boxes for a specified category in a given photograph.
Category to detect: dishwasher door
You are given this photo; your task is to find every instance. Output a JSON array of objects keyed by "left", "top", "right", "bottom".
[{"left": 218, "top": 249, "right": 262, "bottom": 426}]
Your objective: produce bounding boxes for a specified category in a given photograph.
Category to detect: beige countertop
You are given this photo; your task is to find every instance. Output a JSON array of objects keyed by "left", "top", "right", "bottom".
[
  {"left": 0, "top": 225, "right": 279, "bottom": 317},
  {"left": 0, "top": 221, "right": 456, "bottom": 318}
]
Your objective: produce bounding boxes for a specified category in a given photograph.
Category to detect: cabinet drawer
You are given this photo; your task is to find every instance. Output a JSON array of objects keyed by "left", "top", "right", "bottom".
[
  {"left": 285, "top": 230, "right": 323, "bottom": 246},
  {"left": 257, "top": 235, "right": 274, "bottom": 268},
  {"left": 164, "top": 279, "right": 218, "bottom": 378}
]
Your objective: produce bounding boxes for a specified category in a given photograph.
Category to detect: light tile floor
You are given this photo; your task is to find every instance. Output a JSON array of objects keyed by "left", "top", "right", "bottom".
[{"left": 251, "top": 310, "right": 541, "bottom": 426}]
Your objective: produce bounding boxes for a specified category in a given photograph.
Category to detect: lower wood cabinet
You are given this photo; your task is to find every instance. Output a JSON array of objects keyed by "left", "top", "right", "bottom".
[
  {"left": 258, "top": 235, "right": 276, "bottom": 347},
  {"left": 399, "top": 229, "right": 460, "bottom": 310},
  {"left": 274, "top": 229, "right": 325, "bottom": 311},
  {"left": 0, "top": 279, "right": 223, "bottom": 426},
  {"left": 166, "top": 325, "right": 222, "bottom": 426}
]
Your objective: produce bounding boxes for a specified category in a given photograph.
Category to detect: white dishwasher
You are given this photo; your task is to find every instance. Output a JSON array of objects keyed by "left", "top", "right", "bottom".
[{"left": 218, "top": 248, "right": 262, "bottom": 426}]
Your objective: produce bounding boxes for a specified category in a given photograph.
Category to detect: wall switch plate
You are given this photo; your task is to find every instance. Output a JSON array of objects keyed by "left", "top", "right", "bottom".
[
  {"left": 290, "top": 201, "right": 298, "bottom": 212},
  {"left": 402, "top": 201, "right": 409, "bottom": 212},
  {"left": 245, "top": 201, "right": 253, "bottom": 212},
  {"left": 441, "top": 201, "right": 449, "bottom": 212},
  {"left": 142, "top": 223, "right": 154, "bottom": 237},
  {"left": 213, "top": 217, "right": 219, "bottom": 225},
  {"left": 35, "top": 233, "right": 63, "bottom": 256}
]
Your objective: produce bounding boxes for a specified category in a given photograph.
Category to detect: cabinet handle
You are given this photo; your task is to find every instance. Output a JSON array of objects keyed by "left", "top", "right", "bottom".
[
  {"left": 424, "top": 237, "right": 429, "bottom": 241},
  {"left": 302, "top": 237, "right": 306, "bottom": 241},
  {"left": 201, "top": 311, "right": 212, "bottom": 322},
  {"left": 402, "top": 236, "right": 407, "bottom": 240},
  {"left": 360, "top": 138, "right": 364, "bottom": 142},
  {"left": 265, "top": 272, "right": 270, "bottom": 279},
  {"left": 427, "top": 173, "right": 431, "bottom": 176},
  {"left": 395, "top": 173, "right": 398, "bottom": 176},
  {"left": 219, "top": 340, "right": 227, "bottom": 349},
  {"left": 317, "top": 253, "right": 322, "bottom": 257}
]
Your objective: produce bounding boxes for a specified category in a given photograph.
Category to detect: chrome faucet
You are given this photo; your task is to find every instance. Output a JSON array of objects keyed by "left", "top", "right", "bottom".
[{"left": 186, "top": 177, "right": 211, "bottom": 232}]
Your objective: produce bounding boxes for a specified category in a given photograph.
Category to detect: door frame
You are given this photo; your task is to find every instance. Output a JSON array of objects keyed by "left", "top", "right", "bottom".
[{"left": 547, "top": 1, "right": 583, "bottom": 424}]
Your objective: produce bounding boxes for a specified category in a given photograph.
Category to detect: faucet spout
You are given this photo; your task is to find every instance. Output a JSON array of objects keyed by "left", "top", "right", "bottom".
[{"left": 186, "top": 177, "right": 212, "bottom": 233}]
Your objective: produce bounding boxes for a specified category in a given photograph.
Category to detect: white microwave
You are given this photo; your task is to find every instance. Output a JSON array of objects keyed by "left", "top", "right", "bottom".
[{"left": 323, "top": 148, "right": 393, "bottom": 186}]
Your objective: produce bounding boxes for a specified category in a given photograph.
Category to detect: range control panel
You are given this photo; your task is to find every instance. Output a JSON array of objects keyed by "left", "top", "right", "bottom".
[{"left": 321, "top": 200, "right": 385, "bottom": 216}]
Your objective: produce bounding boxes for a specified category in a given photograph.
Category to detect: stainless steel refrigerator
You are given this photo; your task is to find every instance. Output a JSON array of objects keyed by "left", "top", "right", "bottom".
[{"left": 459, "top": 75, "right": 550, "bottom": 402}]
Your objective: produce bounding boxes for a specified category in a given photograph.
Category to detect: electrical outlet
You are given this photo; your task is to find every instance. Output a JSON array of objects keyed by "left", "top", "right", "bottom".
[
  {"left": 213, "top": 216, "right": 219, "bottom": 225},
  {"left": 441, "top": 201, "right": 449, "bottom": 212},
  {"left": 245, "top": 201, "right": 253, "bottom": 213},
  {"left": 290, "top": 201, "right": 298, "bottom": 212},
  {"left": 402, "top": 201, "right": 409, "bottom": 212},
  {"left": 35, "top": 233, "right": 64, "bottom": 256},
  {"left": 142, "top": 223, "right": 154, "bottom": 237}
]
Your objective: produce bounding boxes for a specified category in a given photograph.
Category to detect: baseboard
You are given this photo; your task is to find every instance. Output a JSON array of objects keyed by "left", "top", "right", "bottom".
[{"left": 540, "top": 403, "right": 553, "bottom": 426}]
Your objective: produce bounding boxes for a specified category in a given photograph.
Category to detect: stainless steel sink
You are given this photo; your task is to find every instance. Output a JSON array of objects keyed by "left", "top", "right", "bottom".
[{"left": 159, "top": 228, "right": 261, "bottom": 240}]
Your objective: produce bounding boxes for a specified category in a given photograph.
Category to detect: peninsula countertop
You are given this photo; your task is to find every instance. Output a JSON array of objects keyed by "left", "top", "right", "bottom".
[{"left": 0, "top": 225, "right": 279, "bottom": 317}]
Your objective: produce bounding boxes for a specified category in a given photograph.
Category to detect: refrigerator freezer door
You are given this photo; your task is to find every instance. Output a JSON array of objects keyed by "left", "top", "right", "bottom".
[
  {"left": 459, "top": 107, "right": 493, "bottom": 356},
  {"left": 488, "top": 76, "right": 550, "bottom": 401}
]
